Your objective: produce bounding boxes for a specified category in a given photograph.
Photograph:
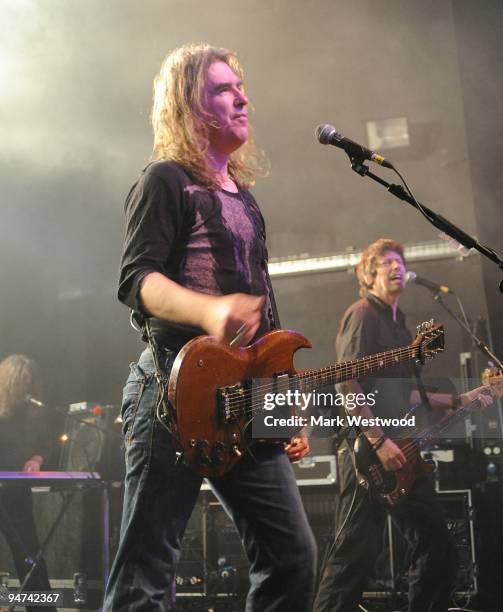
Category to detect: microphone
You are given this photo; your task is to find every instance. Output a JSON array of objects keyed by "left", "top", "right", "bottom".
[
  {"left": 406, "top": 271, "right": 453, "bottom": 294},
  {"left": 315, "top": 124, "right": 394, "bottom": 168},
  {"left": 25, "top": 394, "right": 45, "bottom": 408}
]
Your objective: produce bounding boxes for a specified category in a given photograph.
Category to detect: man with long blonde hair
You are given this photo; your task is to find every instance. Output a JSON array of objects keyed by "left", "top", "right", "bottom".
[{"left": 104, "top": 43, "right": 316, "bottom": 611}]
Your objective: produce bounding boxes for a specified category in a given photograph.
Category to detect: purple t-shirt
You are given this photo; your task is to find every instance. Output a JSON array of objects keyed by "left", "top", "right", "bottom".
[{"left": 118, "top": 161, "right": 277, "bottom": 349}]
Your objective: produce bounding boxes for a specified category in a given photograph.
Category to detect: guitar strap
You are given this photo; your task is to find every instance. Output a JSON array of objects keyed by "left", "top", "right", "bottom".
[
  {"left": 264, "top": 262, "right": 281, "bottom": 329},
  {"left": 412, "top": 361, "right": 433, "bottom": 414},
  {"left": 131, "top": 311, "right": 180, "bottom": 442}
]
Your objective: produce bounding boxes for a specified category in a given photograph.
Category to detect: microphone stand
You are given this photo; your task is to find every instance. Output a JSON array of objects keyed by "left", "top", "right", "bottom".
[
  {"left": 348, "top": 158, "right": 503, "bottom": 294},
  {"left": 429, "top": 292, "right": 503, "bottom": 371}
]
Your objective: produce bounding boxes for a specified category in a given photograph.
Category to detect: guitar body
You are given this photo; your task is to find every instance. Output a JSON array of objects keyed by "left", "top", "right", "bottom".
[
  {"left": 166, "top": 320, "right": 444, "bottom": 478},
  {"left": 354, "top": 434, "right": 435, "bottom": 508},
  {"left": 168, "top": 329, "right": 311, "bottom": 477}
]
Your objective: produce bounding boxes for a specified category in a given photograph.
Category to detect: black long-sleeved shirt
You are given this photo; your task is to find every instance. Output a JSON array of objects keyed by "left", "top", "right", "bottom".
[{"left": 0, "top": 406, "right": 52, "bottom": 471}]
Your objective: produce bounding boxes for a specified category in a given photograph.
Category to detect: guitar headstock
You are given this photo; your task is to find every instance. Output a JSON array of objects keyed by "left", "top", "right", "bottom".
[
  {"left": 481, "top": 367, "right": 503, "bottom": 399},
  {"left": 413, "top": 319, "right": 445, "bottom": 364}
]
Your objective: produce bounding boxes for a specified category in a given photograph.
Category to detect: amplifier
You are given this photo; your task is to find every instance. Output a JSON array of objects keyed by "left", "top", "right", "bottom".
[{"left": 421, "top": 444, "right": 487, "bottom": 490}]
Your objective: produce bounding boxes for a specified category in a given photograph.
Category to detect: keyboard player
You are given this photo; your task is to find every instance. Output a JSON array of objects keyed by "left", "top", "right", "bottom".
[{"left": 0, "top": 354, "right": 56, "bottom": 612}]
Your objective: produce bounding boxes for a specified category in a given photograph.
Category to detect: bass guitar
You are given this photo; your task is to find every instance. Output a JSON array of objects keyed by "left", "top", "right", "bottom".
[
  {"left": 355, "top": 371, "right": 502, "bottom": 508},
  {"left": 166, "top": 321, "right": 444, "bottom": 477}
]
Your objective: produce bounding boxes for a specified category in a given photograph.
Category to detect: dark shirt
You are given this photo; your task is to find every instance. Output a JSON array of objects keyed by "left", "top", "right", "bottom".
[
  {"left": 118, "top": 161, "right": 277, "bottom": 349},
  {"left": 336, "top": 293, "right": 416, "bottom": 426},
  {"left": 0, "top": 406, "right": 52, "bottom": 471}
]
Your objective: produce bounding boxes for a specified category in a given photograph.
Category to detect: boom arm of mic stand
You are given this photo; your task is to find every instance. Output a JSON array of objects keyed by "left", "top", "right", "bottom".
[{"left": 349, "top": 158, "right": 503, "bottom": 292}]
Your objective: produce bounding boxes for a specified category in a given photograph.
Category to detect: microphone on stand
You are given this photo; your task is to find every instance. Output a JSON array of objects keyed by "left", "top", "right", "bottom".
[
  {"left": 406, "top": 271, "right": 453, "bottom": 294},
  {"left": 25, "top": 394, "right": 45, "bottom": 408},
  {"left": 315, "top": 123, "right": 394, "bottom": 168}
]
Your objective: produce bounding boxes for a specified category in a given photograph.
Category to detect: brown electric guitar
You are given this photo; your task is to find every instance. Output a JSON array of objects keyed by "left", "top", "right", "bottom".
[
  {"left": 355, "top": 370, "right": 502, "bottom": 508},
  {"left": 166, "top": 321, "right": 444, "bottom": 477}
]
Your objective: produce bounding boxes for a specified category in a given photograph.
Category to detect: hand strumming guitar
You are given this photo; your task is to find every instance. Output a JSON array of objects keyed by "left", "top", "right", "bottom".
[
  {"left": 202, "top": 293, "right": 265, "bottom": 346},
  {"left": 375, "top": 439, "right": 406, "bottom": 472},
  {"left": 140, "top": 271, "right": 265, "bottom": 347}
]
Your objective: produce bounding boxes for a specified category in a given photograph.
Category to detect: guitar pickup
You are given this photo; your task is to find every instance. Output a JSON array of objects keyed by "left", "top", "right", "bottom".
[{"left": 217, "top": 382, "right": 249, "bottom": 423}]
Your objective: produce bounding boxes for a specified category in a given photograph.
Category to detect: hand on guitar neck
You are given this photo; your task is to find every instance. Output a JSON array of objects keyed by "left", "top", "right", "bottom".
[
  {"left": 374, "top": 384, "right": 495, "bottom": 473},
  {"left": 457, "top": 384, "right": 494, "bottom": 410}
]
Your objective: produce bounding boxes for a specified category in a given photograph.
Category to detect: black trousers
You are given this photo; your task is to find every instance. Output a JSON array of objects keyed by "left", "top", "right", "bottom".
[
  {"left": 313, "top": 441, "right": 457, "bottom": 612},
  {"left": 0, "top": 488, "right": 56, "bottom": 612}
]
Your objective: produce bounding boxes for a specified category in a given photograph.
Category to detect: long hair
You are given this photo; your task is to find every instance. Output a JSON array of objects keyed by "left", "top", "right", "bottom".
[
  {"left": 356, "top": 238, "right": 406, "bottom": 298},
  {"left": 151, "top": 43, "right": 264, "bottom": 190},
  {"left": 0, "top": 354, "right": 43, "bottom": 419}
]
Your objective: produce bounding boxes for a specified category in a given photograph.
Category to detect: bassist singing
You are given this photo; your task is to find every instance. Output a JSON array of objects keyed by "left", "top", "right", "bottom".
[{"left": 313, "top": 238, "right": 493, "bottom": 612}]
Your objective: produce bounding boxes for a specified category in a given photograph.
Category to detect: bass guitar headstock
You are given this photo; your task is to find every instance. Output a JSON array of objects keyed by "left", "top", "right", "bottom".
[
  {"left": 414, "top": 319, "right": 445, "bottom": 364},
  {"left": 481, "top": 367, "right": 503, "bottom": 399}
]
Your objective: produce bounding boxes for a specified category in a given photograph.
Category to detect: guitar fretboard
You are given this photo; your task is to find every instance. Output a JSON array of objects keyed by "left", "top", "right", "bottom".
[
  {"left": 292, "top": 345, "right": 417, "bottom": 393},
  {"left": 417, "top": 398, "right": 480, "bottom": 449}
]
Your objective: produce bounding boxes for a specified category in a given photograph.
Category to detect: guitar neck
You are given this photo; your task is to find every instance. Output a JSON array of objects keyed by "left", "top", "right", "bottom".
[
  {"left": 415, "top": 399, "right": 480, "bottom": 449},
  {"left": 293, "top": 344, "right": 418, "bottom": 393}
]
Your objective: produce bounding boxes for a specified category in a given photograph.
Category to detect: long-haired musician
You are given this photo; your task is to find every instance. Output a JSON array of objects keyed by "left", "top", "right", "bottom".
[
  {"left": 0, "top": 354, "right": 55, "bottom": 612},
  {"left": 103, "top": 44, "right": 316, "bottom": 611}
]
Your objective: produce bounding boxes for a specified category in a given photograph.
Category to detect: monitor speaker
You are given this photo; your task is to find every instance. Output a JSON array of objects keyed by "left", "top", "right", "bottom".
[{"left": 59, "top": 403, "right": 124, "bottom": 480}]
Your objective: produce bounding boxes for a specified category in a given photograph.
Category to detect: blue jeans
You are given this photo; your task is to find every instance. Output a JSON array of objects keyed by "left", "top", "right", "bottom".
[{"left": 103, "top": 348, "right": 317, "bottom": 611}]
